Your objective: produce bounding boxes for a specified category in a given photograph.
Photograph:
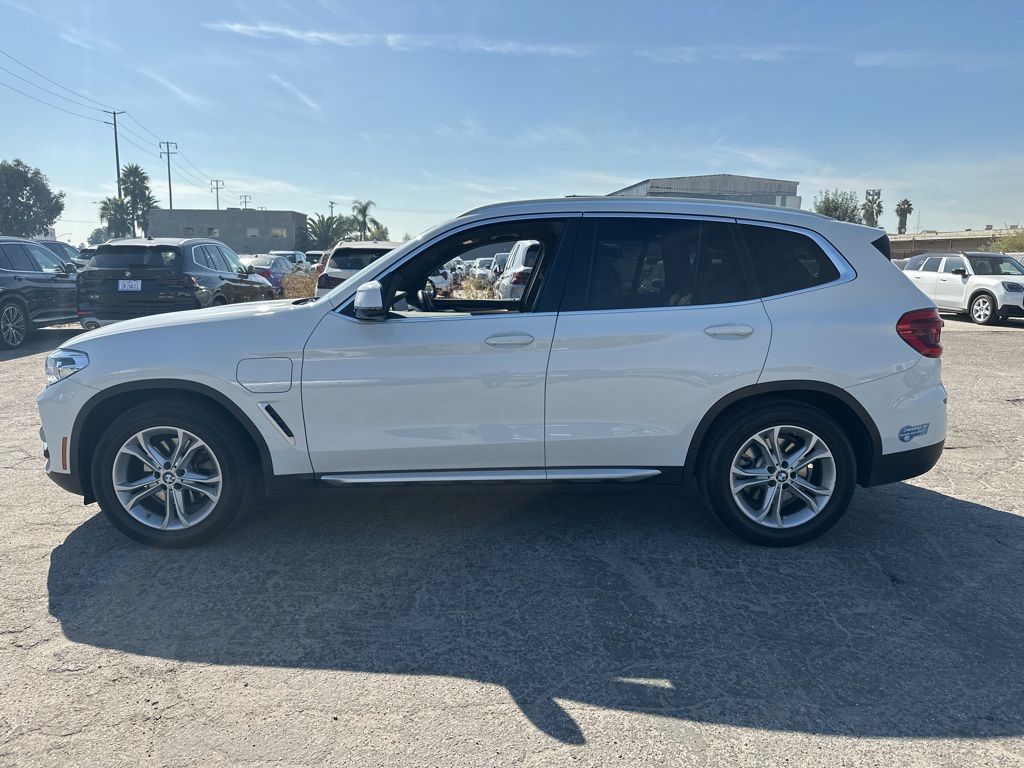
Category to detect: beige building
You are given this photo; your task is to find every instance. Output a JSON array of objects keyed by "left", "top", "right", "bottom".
[{"left": 889, "top": 226, "right": 1019, "bottom": 259}]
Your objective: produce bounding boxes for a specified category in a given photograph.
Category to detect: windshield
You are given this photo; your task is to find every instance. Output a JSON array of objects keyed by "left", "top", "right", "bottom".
[
  {"left": 329, "top": 250, "right": 390, "bottom": 270},
  {"left": 91, "top": 246, "right": 181, "bottom": 269},
  {"left": 967, "top": 255, "right": 1024, "bottom": 276}
]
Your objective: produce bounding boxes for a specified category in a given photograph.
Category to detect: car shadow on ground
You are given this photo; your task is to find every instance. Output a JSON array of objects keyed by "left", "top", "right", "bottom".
[
  {"left": 48, "top": 482, "right": 1024, "bottom": 744},
  {"left": 0, "top": 326, "right": 82, "bottom": 363}
]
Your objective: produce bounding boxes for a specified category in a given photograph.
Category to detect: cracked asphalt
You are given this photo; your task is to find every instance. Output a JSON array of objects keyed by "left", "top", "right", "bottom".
[{"left": 1, "top": 317, "right": 1023, "bottom": 767}]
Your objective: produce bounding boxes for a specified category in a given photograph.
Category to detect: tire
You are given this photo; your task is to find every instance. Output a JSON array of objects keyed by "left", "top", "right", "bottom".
[
  {"left": 699, "top": 401, "right": 857, "bottom": 546},
  {"left": 91, "top": 400, "right": 254, "bottom": 547},
  {"left": 213, "top": 296, "right": 228, "bottom": 306},
  {"left": 970, "top": 293, "right": 997, "bottom": 325},
  {"left": 0, "top": 299, "right": 29, "bottom": 350}
]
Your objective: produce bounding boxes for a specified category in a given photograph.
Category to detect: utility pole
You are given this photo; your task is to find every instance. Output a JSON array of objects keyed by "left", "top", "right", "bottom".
[
  {"left": 329, "top": 200, "right": 336, "bottom": 216},
  {"left": 210, "top": 179, "right": 225, "bottom": 210},
  {"left": 159, "top": 141, "right": 178, "bottom": 209},
  {"left": 105, "top": 110, "right": 126, "bottom": 198},
  {"left": 239, "top": 194, "right": 251, "bottom": 210}
]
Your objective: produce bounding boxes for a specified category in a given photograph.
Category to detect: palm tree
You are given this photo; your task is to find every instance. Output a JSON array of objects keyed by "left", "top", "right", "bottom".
[
  {"left": 119, "top": 164, "right": 159, "bottom": 236},
  {"left": 306, "top": 213, "right": 355, "bottom": 248},
  {"left": 895, "top": 198, "right": 913, "bottom": 235},
  {"left": 366, "top": 221, "right": 390, "bottom": 241},
  {"left": 350, "top": 199, "right": 381, "bottom": 241},
  {"left": 98, "top": 196, "right": 133, "bottom": 238},
  {"left": 861, "top": 189, "right": 883, "bottom": 228}
]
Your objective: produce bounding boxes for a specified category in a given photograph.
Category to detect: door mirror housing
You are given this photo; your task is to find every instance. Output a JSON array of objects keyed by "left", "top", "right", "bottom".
[
  {"left": 243, "top": 265, "right": 256, "bottom": 275},
  {"left": 952, "top": 267, "right": 968, "bottom": 277},
  {"left": 354, "top": 280, "right": 387, "bottom": 321}
]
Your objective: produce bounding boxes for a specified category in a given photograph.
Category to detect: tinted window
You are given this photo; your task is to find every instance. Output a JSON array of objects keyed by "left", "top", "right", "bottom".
[
  {"left": 204, "top": 245, "right": 230, "bottom": 271},
  {"left": 93, "top": 246, "right": 181, "bottom": 269},
  {"left": 941, "top": 257, "right": 965, "bottom": 273},
  {"left": 905, "top": 255, "right": 926, "bottom": 271},
  {"left": 0, "top": 243, "right": 40, "bottom": 272},
  {"left": 217, "top": 245, "right": 244, "bottom": 271},
  {"left": 192, "top": 246, "right": 214, "bottom": 270},
  {"left": 921, "top": 257, "right": 941, "bottom": 272},
  {"left": 743, "top": 224, "right": 840, "bottom": 297},
  {"left": 966, "top": 254, "right": 1024, "bottom": 276},
  {"left": 329, "top": 249, "right": 390, "bottom": 270},
  {"left": 40, "top": 242, "right": 67, "bottom": 261},
  {"left": 584, "top": 218, "right": 701, "bottom": 310},
  {"left": 25, "top": 243, "right": 65, "bottom": 273},
  {"left": 697, "top": 221, "right": 749, "bottom": 304}
]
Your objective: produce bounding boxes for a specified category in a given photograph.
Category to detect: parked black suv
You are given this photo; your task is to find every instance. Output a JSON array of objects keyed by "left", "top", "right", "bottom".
[
  {"left": 0, "top": 236, "right": 78, "bottom": 349},
  {"left": 37, "top": 239, "right": 86, "bottom": 269},
  {"left": 77, "top": 238, "right": 275, "bottom": 330}
]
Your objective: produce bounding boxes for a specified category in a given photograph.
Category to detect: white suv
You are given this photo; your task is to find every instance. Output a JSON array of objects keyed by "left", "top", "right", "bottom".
[
  {"left": 37, "top": 197, "right": 947, "bottom": 548},
  {"left": 901, "top": 251, "right": 1024, "bottom": 324}
]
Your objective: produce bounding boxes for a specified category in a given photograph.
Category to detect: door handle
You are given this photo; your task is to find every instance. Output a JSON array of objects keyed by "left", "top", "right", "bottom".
[
  {"left": 485, "top": 333, "right": 535, "bottom": 347},
  {"left": 704, "top": 324, "right": 754, "bottom": 338}
]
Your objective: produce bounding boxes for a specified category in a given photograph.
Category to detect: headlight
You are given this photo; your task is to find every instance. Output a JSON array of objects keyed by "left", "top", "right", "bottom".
[
  {"left": 45, "top": 349, "right": 89, "bottom": 385},
  {"left": 1001, "top": 282, "right": 1024, "bottom": 292}
]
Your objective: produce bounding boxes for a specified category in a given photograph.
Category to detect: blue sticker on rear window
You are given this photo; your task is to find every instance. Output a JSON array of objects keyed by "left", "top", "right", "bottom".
[{"left": 898, "top": 423, "right": 930, "bottom": 443}]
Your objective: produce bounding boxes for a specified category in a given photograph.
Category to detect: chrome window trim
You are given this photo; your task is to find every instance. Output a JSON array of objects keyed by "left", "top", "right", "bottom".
[
  {"left": 735, "top": 218, "right": 857, "bottom": 302},
  {"left": 190, "top": 244, "right": 220, "bottom": 273}
]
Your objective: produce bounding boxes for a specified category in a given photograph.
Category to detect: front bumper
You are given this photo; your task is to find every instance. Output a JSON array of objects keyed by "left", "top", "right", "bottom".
[{"left": 37, "top": 378, "right": 96, "bottom": 500}]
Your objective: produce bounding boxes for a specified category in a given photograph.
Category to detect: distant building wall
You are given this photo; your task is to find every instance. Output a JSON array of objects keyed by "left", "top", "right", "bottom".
[
  {"left": 889, "top": 228, "right": 1019, "bottom": 259},
  {"left": 148, "top": 209, "right": 307, "bottom": 253},
  {"left": 609, "top": 174, "right": 801, "bottom": 209}
]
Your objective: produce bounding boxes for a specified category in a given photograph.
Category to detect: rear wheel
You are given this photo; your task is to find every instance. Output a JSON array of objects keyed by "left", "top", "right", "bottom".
[
  {"left": 91, "top": 401, "right": 254, "bottom": 547},
  {"left": 699, "top": 402, "right": 857, "bottom": 546},
  {"left": 0, "top": 300, "right": 29, "bottom": 349},
  {"left": 213, "top": 295, "right": 228, "bottom": 306},
  {"left": 970, "top": 293, "right": 996, "bottom": 325}
]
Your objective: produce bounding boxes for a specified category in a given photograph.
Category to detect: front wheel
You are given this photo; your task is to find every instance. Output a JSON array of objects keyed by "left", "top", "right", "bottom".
[
  {"left": 91, "top": 401, "right": 254, "bottom": 547},
  {"left": 970, "top": 294, "right": 997, "bottom": 325},
  {"left": 699, "top": 402, "right": 857, "bottom": 546},
  {"left": 0, "top": 300, "right": 29, "bottom": 349}
]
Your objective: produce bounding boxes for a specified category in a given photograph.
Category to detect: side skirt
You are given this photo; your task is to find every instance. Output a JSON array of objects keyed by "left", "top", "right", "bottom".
[{"left": 320, "top": 467, "right": 663, "bottom": 486}]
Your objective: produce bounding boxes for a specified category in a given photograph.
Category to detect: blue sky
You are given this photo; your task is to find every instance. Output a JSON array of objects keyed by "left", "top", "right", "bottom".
[{"left": 3, "top": 0, "right": 1022, "bottom": 245}]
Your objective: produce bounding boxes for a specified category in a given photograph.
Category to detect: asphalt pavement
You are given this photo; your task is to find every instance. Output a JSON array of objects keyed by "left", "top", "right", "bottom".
[{"left": 1, "top": 317, "right": 1023, "bottom": 767}]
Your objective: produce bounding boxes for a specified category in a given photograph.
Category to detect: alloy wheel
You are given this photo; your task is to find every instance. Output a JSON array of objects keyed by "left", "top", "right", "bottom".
[
  {"left": 0, "top": 303, "right": 27, "bottom": 347},
  {"left": 729, "top": 425, "right": 837, "bottom": 529},
  {"left": 972, "top": 296, "right": 992, "bottom": 323},
  {"left": 111, "top": 426, "right": 222, "bottom": 530}
]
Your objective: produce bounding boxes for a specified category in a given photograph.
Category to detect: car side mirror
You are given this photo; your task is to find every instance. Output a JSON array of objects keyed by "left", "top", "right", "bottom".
[
  {"left": 952, "top": 267, "right": 968, "bottom": 277},
  {"left": 60, "top": 262, "right": 77, "bottom": 273},
  {"left": 245, "top": 265, "right": 256, "bottom": 275},
  {"left": 354, "top": 280, "right": 386, "bottom": 321}
]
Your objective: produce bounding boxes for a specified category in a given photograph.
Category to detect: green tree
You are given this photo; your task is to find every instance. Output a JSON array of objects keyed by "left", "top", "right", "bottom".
[
  {"left": 0, "top": 158, "right": 65, "bottom": 238},
  {"left": 350, "top": 199, "right": 381, "bottom": 241},
  {"left": 813, "top": 189, "right": 862, "bottom": 223},
  {"left": 306, "top": 213, "right": 355, "bottom": 249},
  {"left": 861, "top": 189, "right": 883, "bottom": 228},
  {"left": 367, "top": 221, "right": 390, "bottom": 241},
  {"left": 985, "top": 230, "right": 1024, "bottom": 253},
  {"left": 98, "top": 197, "right": 133, "bottom": 239},
  {"left": 119, "top": 163, "right": 159, "bottom": 236},
  {"left": 894, "top": 199, "right": 913, "bottom": 235},
  {"left": 86, "top": 227, "right": 107, "bottom": 245}
]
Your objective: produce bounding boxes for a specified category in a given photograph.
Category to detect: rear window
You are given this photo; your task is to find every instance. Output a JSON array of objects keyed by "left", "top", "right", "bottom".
[
  {"left": 93, "top": 246, "right": 181, "bottom": 270},
  {"left": 741, "top": 224, "right": 841, "bottom": 298},
  {"left": 328, "top": 250, "right": 389, "bottom": 270}
]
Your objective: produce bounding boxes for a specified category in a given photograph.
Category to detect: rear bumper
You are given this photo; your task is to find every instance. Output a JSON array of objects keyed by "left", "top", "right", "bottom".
[{"left": 864, "top": 440, "right": 944, "bottom": 487}]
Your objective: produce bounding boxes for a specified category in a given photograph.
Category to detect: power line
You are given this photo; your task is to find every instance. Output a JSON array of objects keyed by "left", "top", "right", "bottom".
[
  {"left": 169, "top": 157, "right": 207, "bottom": 185},
  {"left": 0, "top": 78, "right": 111, "bottom": 124},
  {"left": 177, "top": 151, "right": 211, "bottom": 181},
  {"left": 0, "top": 63, "right": 107, "bottom": 112},
  {"left": 123, "top": 112, "right": 162, "bottom": 142},
  {"left": 118, "top": 133, "right": 161, "bottom": 161},
  {"left": 118, "top": 123, "right": 157, "bottom": 149},
  {"left": 0, "top": 45, "right": 113, "bottom": 110}
]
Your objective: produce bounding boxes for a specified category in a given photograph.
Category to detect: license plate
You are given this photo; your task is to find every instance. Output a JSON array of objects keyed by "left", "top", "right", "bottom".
[{"left": 118, "top": 279, "right": 142, "bottom": 292}]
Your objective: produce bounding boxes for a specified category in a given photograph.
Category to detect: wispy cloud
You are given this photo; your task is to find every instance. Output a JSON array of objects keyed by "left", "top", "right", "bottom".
[
  {"left": 140, "top": 69, "right": 207, "bottom": 107},
  {"left": 269, "top": 74, "right": 321, "bottom": 113},
  {"left": 206, "top": 22, "right": 590, "bottom": 57},
  {"left": 638, "top": 45, "right": 821, "bottom": 64},
  {"left": 853, "top": 50, "right": 1007, "bottom": 71}
]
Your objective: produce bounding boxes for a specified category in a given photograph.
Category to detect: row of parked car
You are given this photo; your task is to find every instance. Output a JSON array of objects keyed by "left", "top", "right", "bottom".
[{"left": 894, "top": 250, "right": 1024, "bottom": 325}]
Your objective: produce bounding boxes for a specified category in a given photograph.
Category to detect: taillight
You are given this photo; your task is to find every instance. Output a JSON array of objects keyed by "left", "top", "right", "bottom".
[
  {"left": 897, "top": 308, "right": 943, "bottom": 358},
  {"left": 258, "top": 269, "right": 272, "bottom": 279},
  {"left": 185, "top": 275, "right": 200, "bottom": 288},
  {"left": 510, "top": 269, "right": 528, "bottom": 285}
]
